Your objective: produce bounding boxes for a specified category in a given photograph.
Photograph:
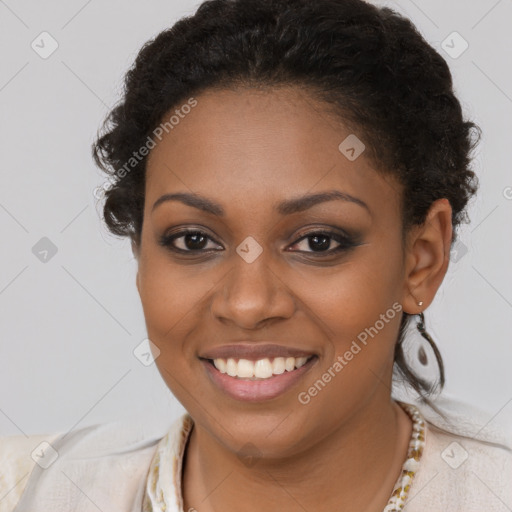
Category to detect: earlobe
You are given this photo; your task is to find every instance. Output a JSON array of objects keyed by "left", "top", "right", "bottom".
[{"left": 402, "top": 198, "right": 453, "bottom": 314}]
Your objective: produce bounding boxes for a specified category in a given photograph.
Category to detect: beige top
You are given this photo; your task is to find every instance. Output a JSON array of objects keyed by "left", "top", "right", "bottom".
[{"left": 1, "top": 398, "right": 511, "bottom": 511}]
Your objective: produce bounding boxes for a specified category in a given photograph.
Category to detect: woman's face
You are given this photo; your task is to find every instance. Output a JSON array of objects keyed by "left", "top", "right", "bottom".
[{"left": 135, "top": 86, "right": 417, "bottom": 457}]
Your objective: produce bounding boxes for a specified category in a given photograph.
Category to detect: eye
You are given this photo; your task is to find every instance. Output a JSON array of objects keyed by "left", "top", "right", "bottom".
[
  {"left": 159, "top": 228, "right": 358, "bottom": 256},
  {"left": 159, "top": 229, "right": 223, "bottom": 253},
  {"left": 288, "top": 230, "right": 357, "bottom": 255}
]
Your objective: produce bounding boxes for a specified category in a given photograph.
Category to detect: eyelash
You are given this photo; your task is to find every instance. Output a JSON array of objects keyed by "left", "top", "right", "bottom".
[{"left": 158, "top": 228, "right": 358, "bottom": 257}]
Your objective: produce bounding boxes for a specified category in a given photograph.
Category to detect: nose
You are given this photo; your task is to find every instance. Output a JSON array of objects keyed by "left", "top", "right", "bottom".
[{"left": 210, "top": 250, "right": 296, "bottom": 330}]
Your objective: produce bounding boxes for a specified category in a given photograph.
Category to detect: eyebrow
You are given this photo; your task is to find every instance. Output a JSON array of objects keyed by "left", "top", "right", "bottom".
[{"left": 151, "top": 190, "right": 370, "bottom": 216}]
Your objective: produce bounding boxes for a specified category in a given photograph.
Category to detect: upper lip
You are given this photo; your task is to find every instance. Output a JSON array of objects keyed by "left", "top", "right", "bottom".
[{"left": 199, "top": 343, "right": 317, "bottom": 361}]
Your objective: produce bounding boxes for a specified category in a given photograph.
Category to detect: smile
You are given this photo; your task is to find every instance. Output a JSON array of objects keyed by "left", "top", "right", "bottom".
[
  {"left": 201, "top": 355, "right": 318, "bottom": 401},
  {"left": 212, "top": 356, "right": 311, "bottom": 379}
]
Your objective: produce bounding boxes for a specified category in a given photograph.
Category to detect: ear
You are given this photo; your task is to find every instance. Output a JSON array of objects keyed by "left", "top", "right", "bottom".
[{"left": 402, "top": 198, "right": 453, "bottom": 314}]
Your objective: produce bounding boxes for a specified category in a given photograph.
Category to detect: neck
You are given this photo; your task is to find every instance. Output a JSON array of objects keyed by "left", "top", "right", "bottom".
[{"left": 183, "top": 396, "right": 412, "bottom": 512}]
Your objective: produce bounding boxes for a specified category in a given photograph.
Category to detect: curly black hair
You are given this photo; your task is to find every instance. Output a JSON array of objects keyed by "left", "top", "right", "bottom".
[{"left": 91, "top": 0, "right": 479, "bottom": 405}]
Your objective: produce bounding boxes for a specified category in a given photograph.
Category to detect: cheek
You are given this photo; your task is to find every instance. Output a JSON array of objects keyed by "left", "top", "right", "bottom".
[
  {"left": 137, "top": 243, "right": 212, "bottom": 325},
  {"left": 300, "top": 245, "right": 403, "bottom": 338},
  {"left": 295, "top": 243, "right": 404, "bottom": 402},
  {"left": 138, "top": 229, "right": 404, "bottom": 351},
  {"left": 137, "top": 256, "right": 212, "bottom": 404},
  {"left": 295, "top": 261, "right": 404, "bottom": 431},
  {"left": 307, "top": 293, "right": 400, "bottom": 392}
]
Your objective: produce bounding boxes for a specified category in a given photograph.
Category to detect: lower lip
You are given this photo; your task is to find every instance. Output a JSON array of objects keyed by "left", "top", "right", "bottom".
[{"left": 201, "top": 357, "right": 317, "bottom": 402}]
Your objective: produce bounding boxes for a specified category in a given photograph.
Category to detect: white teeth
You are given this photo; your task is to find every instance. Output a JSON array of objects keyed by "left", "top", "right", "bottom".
[
  {"left": 212, "top": 356, "right": 312, "bottom": 379},
  {"left": 254, "top": 358, "right": 273, "bottom": 378},
  {"left": 295, "top": 356, "right": 308, "bottom": 368},
  {"left": 226, "top": 358, "right": 238, "bottom": 377},
  {"left": 285, "top": 357, "right": 295, "bottom": 372},
  {"left": 237, "top": 359, "right": 254, "bottom": 378},
  {"left": 272, "top": 357, "right": 285, "bottom": 375},
  {"left": 215, "top": 358, "right": 227, "bottom": 373}
]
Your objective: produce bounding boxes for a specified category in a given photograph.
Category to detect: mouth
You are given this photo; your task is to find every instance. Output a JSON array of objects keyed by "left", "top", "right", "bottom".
[
  {"left": 200, "top": 355, "right": 318, "bottom": 402},
  {"left": 208, "top": 355, "right": 313, "bottom": 379}
]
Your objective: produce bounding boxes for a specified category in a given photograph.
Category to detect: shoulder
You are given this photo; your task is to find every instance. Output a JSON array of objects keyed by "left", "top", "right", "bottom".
[
  {"left": 404, "top": 396, "right": 512, "bottom": 511},
  {"left": 0, "top": 431, "right": 61, "bottom": 512},
  {"left": 410, "top": 424, "right": 512, "bottom": 511},
  {"left": 3, "top": 413, "right": 186, "bottom": 512},
  {"left": 424, "top": 420, "right": 512, "bottom": 475}
]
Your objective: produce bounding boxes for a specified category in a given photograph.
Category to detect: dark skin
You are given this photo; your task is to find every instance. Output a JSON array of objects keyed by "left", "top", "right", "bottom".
[{"left": 133, "top": 86, "right": 453, "bottom": 511}]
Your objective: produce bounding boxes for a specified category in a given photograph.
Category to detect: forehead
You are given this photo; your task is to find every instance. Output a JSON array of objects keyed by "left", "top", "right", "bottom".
[{"left": 144, "top": 86, "right": 401, "bottom": 220}]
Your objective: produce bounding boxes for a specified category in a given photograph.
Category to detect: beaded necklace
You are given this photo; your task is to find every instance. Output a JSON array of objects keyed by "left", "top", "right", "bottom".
[
  {"left": 143, "top": 401, "right": 426, "bottom": 512},
  {"left": 383, "top": 402, "right": 426, "bottom": 511}
]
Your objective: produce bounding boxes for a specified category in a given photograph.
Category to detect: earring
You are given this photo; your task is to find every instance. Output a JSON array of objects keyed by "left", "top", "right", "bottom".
[
  {"left": 418, "top": 301, "right": 423, "bottom": 306},
  {"left": 416, "top": 312, "right": 432, "bottom": 366}
]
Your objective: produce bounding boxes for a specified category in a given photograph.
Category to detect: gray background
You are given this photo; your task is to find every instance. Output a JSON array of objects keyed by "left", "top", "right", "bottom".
[{"left": 0, "top": 0, "right": 511, "bottom": 437}]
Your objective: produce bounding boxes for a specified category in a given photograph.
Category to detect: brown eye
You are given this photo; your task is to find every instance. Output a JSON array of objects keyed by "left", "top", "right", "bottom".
[
  {"left": 159, "top": 230, "right": 222, "bottom": 253},
  {"left": 289, "top": 230, "right": 357, "bottom": 255}
]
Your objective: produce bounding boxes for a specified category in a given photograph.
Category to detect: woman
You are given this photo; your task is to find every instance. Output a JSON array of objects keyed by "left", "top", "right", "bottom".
[{"left": 2, "top": 0, "right": 511, "bottom": 510}]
